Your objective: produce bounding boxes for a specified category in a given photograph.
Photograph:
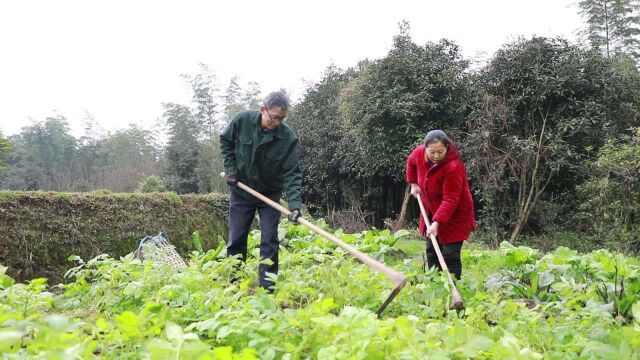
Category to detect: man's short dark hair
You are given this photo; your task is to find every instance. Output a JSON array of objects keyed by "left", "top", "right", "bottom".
[{"left": 263, "top": 91, "right": 290, "bottom": 110}]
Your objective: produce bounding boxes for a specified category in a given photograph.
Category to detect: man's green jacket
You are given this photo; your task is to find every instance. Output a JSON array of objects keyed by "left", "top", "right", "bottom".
[{"left": 220, "top": 110, "right": 302, "bottom": 210}]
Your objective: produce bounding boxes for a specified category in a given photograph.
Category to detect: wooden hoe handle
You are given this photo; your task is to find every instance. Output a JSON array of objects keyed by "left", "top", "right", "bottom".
[
  {"left": 220, "top": 173, "right": 407, "bottom": 316},
  {"left": 416, "top": 193, "right": 465, "bottom": 310}
]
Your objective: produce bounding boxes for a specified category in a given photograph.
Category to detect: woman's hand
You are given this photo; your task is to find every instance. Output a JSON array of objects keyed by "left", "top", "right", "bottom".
[
  {"left": 410, "top": 183, "right": 421, "bottom": 197},
  {"left": 426, "top": 221, "right": 439, "bottom": 237}
]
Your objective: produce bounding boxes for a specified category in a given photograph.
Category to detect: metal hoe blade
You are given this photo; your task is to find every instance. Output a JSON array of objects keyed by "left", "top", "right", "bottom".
[
  {"left": 219, "top": 172, "right": 409, "bottom": 318},
  {"left": 376, "top": 279, "right": 407, "bottom": 318}
]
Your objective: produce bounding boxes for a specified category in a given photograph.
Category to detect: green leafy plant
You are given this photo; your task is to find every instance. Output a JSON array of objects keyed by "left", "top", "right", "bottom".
[{"left": 1, "top": 222, "right": 640, "bottom": 358}]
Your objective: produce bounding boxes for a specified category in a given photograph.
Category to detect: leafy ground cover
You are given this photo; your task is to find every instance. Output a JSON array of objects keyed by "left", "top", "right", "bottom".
[{"left": 1, "top": 220, "right": 639, "bottom": 359}]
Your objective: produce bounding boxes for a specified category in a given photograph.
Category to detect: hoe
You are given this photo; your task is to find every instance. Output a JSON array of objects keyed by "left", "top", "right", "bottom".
[
  {"left": 416, "top": 193, "right": 465, "bottom": 310},
  {"left": 220, "top": 172, "right": 407, "bottom": 317}
]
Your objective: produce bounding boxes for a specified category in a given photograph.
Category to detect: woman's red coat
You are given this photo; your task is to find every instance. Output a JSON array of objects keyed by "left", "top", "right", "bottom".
[{"left": 406, "top": 142, "right": 476, "bottom": 243}]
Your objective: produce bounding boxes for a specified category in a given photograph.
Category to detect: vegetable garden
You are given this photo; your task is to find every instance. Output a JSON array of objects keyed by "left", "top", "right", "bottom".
[{"left": 1, "top": 220, "right": 639, "bottom": 359}]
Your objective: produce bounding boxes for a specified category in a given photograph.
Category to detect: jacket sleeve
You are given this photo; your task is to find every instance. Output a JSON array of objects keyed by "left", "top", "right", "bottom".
[
  {"left": 219, "top": 115, "right": 239, "bottom": 177},
  {"left": 282, "top": 138, "right": 302, "bottom": 210},
  {"left": 406, "top": 148, "right": 418, "bottom": 184},
  {"left": 433, "top": 162, "right": 464, "bottom": 224}
]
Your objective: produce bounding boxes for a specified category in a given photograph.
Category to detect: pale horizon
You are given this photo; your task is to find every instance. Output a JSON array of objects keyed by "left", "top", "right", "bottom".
[{"left": 0, "top": 0, "right": 581, "bottom": 138}]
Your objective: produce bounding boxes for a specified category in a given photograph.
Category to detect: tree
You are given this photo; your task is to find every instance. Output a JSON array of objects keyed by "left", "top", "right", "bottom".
[
  {"left": 194, "top": 137, "right": 227, "bottom": 194},
  {"left": 163, "top": 103, "right": 200, "bottom": 194},
  {"left": 95, "top": 125, "right": 161, "bottom": 192},
  {"left": 289, "top": 22, "right": 470, "bottom": 225},
  {"left": 75, "top": 112, "right": 107, "bottom": 191},
  {"left": 0, "top": 116, "right": 165, "bottom": 192},
  {"left": 463, "top": 37, "right": 640, "bottom": 243},
  {"left": 579, "top": 0, "right": 640, "bottom": 60},
  {"left": 338, "top": 25, "right": 469, "bottom": 181},
  {"left": 336, "top": 24, "right": 469, "bottom": 223},
  {"left": 223, "top": 76, "right": 246, "bottom": 125},
  {"left": 138, "top": 175, "right": 167, "bottom": 193},
  {"left": 287, "top": 65, "right": 355, "bottom": 214},
  {"left": 182, "top": 63, "right": 221, "bottom": 139},
  {"left": 578, "top": 129, "right": 640, "bottom": 252},
  {"left": 0, "top": 131, "right": 10, "bottom": 171},
  {"left": 4, "top": 116, "right": 78, "bottom": 190},
  {"left": 243, "top": 81, "right": 262, "bottom": 110}
]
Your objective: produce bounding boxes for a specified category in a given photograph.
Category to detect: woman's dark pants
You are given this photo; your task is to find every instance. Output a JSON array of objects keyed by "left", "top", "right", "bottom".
[{"left": 426, "top": 239, "right": 463, "bottom": 279}]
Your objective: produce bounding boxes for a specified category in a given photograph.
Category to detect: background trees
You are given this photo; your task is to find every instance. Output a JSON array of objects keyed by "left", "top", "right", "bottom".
[
  {"left": 578, "top": 0, "right": 640, "bottom": 61},
  {"left": 2, "top": 116, "right": 78, "bottom": 190},
  {"left": 94, "top": 125, "right": 161, "bottom": 192},
  {"left": 0, "top": 132, "right": 11, "bottom": 172},
  {"left": 0, "top": 67, "right": 264, "bottom": 195},
  {"left": 578, "top": 129, "right": 640, "bottom": 251},
  {"left": 289, "top": 22, "right": 470, "bottom": 228},
  {"left": 289, "top": 24, "right": 640, "bottom": 249},
  {"left": 463, "top": 37, "right": 640, "bottom": 243},
  {"left": 2, "top": 8, "right": 640, "bottom": 250}
]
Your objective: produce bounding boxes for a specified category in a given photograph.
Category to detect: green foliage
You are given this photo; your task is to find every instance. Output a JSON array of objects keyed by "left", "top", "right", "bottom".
[
  {"left": 1, "top": 222, "right": 640, "bottom": 358},
  {"left": 0, "top": 131, "right": 10, "bottom": 171},
  {"left": 182, "top": 63, "right": 221, "bottom": 139},
  {"left": 93, "top": 188, "right": 112, "bottom": 194},
  {"left": 578, "top": 129, "right": 640, "bottom": 252},
  {"left": 0, "top": 191, "right": 228, "bottom": 283},
  {"left": 463, "top": 36, "right": 640, "bottom": 242},
  {"left": 0, "top": 266, "right": 15, "bottom": 289},
  {"left": 191, "top": 230, "right": 203, "bottom": 253},
  {"left": 338, "top": 23, "right": 469, "bottom": 181},
  {"left": 174, "top": 66, "right": 261, "bottom": 195},
  {"left": 2, "top": 116, "right": 78, "bottom": 190},
  {"left": 287, "top": 65, "right": 355, "bottom": 214},
  {"left": 195, "top": 138, "right": 226, "bottom": 194},
  {"left": 0, "top": 117, "right": 162, "bottom": 192},
  {"left": 138, "top": 175, "right": 167, "bottom": 193},
  {"left": 0, "top": 66, "right": 261, "bottom": 196},
  {"left": 97, "top": 125, "right": 162, "bottom": 191},
  {"left": 224, "top": 76, "right": 247, "bottom": 125},
  {"left": 289, "top": 23, "right": 469, "bottom": 224},
  {"left": 520, "top": 231, "right": 600, "bottom": 254},
  {"left": 289, "top": 26, "right": 640, "bottom": 240},
  {"left": 578, "top": 0, "right": 640, "bottom": 61},
  {"left": 163, "top": 103, "right": 201, "bottom": 194}
]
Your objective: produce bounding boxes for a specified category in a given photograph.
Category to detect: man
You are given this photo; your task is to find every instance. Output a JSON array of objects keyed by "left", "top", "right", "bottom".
[{"left": 220, "top": 91, "right": 302, "bottom": 290}]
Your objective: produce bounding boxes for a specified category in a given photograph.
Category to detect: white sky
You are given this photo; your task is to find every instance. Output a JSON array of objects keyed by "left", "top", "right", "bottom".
[{"left": 0, "top": 0, "right": 582, "bottom": 137}]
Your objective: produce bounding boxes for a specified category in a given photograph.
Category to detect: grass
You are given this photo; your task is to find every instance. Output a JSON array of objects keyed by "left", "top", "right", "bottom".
[{"left": 395, "top": 236, "right": 426, "bottom": 262}]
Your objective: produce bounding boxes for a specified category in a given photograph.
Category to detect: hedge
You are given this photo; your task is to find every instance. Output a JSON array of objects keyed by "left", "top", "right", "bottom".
[{"left": 0, "top": 191, "right": 229, "bottom": 283}]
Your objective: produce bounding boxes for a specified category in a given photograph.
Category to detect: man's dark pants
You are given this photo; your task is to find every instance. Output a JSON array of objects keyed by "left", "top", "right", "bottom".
[{"left": 227, "top": 187, "right": 281, "bottom": 289}]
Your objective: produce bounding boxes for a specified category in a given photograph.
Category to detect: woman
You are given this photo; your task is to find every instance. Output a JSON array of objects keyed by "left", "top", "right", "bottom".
[{"left": 405, "top": 130, "right": 475, "bottom": 278}]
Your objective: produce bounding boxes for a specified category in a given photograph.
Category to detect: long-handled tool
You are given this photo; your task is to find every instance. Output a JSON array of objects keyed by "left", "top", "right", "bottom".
[
  {"left": 220, "top": 172, "right": 407, "bottom": 317},
  {"left": 415, "top": 193, "right": 465, "bottom": 310}
]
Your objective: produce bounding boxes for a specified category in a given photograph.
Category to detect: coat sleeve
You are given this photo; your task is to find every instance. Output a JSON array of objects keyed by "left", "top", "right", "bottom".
[
  {"left": 406, "top": 148, "right": 418, "bottom": 184},
  {"left": 433, "top": 162, "right": 464, "bottom": 224},
  {"left": 219, "top": 115, "right": 239, "bottom": 177},
  {"left": 282, "top": 138, "right": 302, "bottom": 210}
]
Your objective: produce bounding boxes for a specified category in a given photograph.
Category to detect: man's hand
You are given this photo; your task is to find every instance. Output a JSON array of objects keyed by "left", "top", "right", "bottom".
[
  {"left": 410, "top": 183, "right": 421, "bottom": 197},
  {"left": 226, "top": 174, "right": 238, "bottom": 187},
  {"left": 288, "top": 209, "right": 301, "bottom": 222},
  {"left": 426, "top": 221, "right": 439, "bottom": 237}
]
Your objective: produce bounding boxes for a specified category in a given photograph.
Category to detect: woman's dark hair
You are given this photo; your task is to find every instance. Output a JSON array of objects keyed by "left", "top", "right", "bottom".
[{"left": 424, "top": 130, "right": 450, "bottom": 147}]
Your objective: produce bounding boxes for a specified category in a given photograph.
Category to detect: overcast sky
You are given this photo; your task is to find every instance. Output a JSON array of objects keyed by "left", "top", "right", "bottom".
[{"left": 0, "top": 0, "right": 582, "bottom": 137}]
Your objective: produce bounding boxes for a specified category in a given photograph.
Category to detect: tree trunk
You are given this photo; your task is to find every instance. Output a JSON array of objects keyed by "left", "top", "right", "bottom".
[
  {"left": 509, "top": 110, "right": 550, "bottom": 243},
  {"left": 392, "top": 184, "right": 412, "bottom": 232}
]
